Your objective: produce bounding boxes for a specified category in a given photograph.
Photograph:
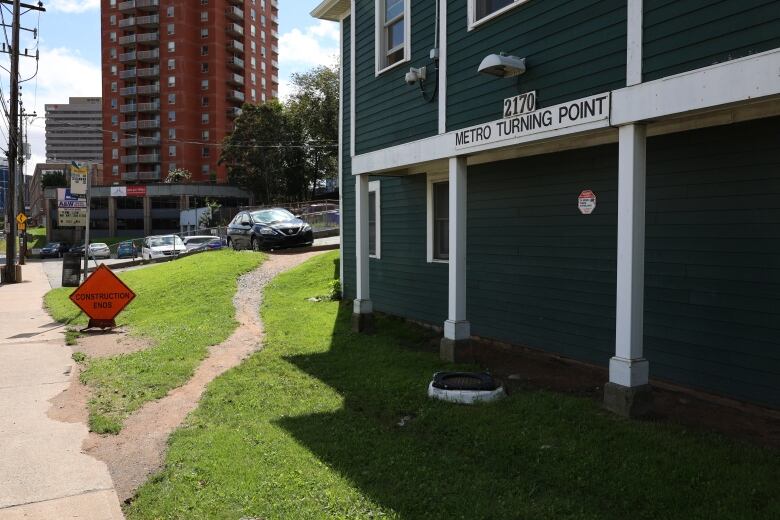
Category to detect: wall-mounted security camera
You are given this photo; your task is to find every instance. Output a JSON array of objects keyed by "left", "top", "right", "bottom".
[
  {"left": 405, "top": 66, "right": 427, "bottom": 85},
  {"left": 478, "top": 53, "right": 527, "bottom": 78}
]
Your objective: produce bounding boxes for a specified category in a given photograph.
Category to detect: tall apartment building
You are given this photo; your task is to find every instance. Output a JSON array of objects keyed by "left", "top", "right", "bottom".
[
  {"left": 44, "top": 97, "right": 103, "bottom": 163},
  {"left": 101, "top": 0, "right": 279, "bottom": 185}
]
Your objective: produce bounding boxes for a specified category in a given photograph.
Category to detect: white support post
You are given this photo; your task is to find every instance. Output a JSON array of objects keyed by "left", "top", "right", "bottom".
[
  {"left": 353, "top": 174, "right": 372, "bottom": 317},
  {"left": 610, "top": 124, "right": 648, "bottom": 388},
  {"left": 443, "top": 156, "right": 469, "bottom": 341}
]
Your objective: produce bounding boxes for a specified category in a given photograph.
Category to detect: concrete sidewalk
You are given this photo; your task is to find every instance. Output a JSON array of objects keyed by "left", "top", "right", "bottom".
[{"left": 0, "top": 264, "right": 123, "bottom": 519}]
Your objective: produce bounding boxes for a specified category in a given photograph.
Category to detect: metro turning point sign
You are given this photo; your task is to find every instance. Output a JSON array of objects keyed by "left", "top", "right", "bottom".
[{"left": 69, "top": 265, "right": 136, "bottom": 329}]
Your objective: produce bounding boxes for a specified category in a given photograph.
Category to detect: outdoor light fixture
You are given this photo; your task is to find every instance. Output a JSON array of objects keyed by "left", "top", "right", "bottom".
[
  {"left": 478, "top": 53, "right": 527, "bottom": 78},
  {"left": 405, "top": 66, "right": 427, "bottom": 86}
]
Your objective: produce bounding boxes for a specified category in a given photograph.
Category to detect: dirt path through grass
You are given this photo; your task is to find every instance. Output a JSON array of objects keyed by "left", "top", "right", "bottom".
[{"left": 64, "top": 249, "right": 327, "bottom": 503}]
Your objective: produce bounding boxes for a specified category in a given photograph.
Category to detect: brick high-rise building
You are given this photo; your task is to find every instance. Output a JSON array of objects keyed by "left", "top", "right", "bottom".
[{"left": 101, "top": 0, "right": 279, "bottom": 185}]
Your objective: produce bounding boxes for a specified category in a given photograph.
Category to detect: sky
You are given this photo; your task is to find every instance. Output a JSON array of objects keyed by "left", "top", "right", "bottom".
[{"left": 0, "top": 0, "right": 339, "bottom": 176}]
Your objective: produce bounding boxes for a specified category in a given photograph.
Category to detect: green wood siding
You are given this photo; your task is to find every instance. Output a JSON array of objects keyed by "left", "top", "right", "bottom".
[
  {"left": 643, "top": 0, "right": 780, "bottom": 81},
  {"left": 370, "top": 175, "right": 449, "bottom": 324},
  {"left": 354, "top": 0, "right": 439, "bottom": 154},
  {"left": 644, "top": 118, "right": 780, "bottom": 407},
  {"left": 342, "top": 17, "right": 357, "bottom": 300},
  {"left": 466, "top": 146, "right": 619, "bottom": 366},
  {"left": 446, "top": 0, "right": 626, "bottom": 132}
]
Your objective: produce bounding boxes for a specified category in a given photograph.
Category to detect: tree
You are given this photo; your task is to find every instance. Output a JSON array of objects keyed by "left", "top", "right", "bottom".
[
  {"left": 165, "top": 168, "right": 192, "bottom": 184},
  {"left": 41, "top": 170, "right": 67, "bottom": 188},
  {"left": 287, "top": 66, "right": 339, "bottom": 197},
  {"left": 219, "top": 65, "right": 340, "bottom": 203}
]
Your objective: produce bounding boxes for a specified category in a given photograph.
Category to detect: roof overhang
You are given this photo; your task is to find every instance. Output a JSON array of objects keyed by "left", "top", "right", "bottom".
[{"left": 311, "top": 0, "right": 350, "bottom": 22}]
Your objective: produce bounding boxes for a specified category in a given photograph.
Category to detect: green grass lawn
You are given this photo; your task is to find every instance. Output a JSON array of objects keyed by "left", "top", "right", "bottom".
[
  {"left": 126, "top": 252, "right": 779, "bottom": 520},
  {"left": 45, "top": 250, "right": 263, "bottom": 433}
]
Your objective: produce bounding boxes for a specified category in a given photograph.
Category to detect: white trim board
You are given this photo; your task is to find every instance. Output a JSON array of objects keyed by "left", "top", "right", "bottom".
[
  {"left": 352, "top": 48, "right": 780, "bottom": 175},
  {"left": 426, "top": 171, "right": 449, "bottom": 264},
  {"left": 368, "top": 180, "right": 381, "bottom": 259}
]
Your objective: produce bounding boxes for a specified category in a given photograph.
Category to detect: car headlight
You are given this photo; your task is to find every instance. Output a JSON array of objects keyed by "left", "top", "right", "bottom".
[
  {"left": 302, "top": 224, "right": 312, "bottom": 232},
  {"left": 259, "top": 227, "right": 276, "bottom": 235}
]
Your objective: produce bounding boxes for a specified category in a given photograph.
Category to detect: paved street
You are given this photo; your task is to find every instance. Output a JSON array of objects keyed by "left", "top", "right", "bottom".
[{"left": 0, "top": 263, "right": 124, "bottom": 519}]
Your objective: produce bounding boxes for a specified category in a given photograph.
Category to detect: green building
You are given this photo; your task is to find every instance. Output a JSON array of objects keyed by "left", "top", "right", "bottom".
[{"left": 312, "top": 0, "right": 780, "bottom": 414}]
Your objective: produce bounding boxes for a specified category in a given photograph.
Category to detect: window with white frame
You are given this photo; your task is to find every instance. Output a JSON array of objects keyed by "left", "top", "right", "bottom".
[
  {"left": 368, "top": 181, "right": 381, "bottom": 258},
  {"left": 469, "top": 0, "right": 526, "bottom": 28},
  {"left": 427, "top": 174, "right": 449, "bottom": 262},
  {"left": 375, "top": 0, "right": 409, "bottom": 73}
]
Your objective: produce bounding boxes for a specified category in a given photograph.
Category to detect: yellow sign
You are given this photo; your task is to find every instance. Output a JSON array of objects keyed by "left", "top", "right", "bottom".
[
  {"left": 18, "top": 222, "right": 26, "bottom": 231},
  {"left": 16, "top": 213, "right": 27, "bottom": 226}
]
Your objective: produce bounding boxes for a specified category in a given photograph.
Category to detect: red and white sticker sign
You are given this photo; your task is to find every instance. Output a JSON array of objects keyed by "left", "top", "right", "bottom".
[{"left": 578, "top": 190, "right": 597, "bottom": 214}]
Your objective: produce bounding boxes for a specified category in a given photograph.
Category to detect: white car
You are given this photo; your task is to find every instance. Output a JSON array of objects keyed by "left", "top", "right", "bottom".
[
  {"left": 183, "top": 235, "right": 220, "bottom": 251},
  {"left": 89, "top": 243, "right": 112, "bottom": 259},
  {"left": 141, "top": 235, "right": 185, "bottom": 260}
]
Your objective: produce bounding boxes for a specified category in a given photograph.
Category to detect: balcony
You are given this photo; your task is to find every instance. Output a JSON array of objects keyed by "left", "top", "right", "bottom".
[
  {"left": 119, "top": 51, "right": 136, "bottom": 63},
  {"left": 226, "top": 22, "right": 244, "bottom": 37},
  {"left": 227, "top": 107, "right": 242, "bottom": 118},
  {"left": 228, "top": 39, "right": 244, "bottom": 53},
  {"left": 227, "top": 73, "right": 244, "bottom": 86},
  {"left": 226, "top": 6, "right": 244, "bottom": 21},
  {"left": 137, "top": 49, "right": 159, "bottom": 62},
  {"left": 118, "top": 31, "right": 159, "bottom": 45},
  {"left": 121, "top": 153, "right": 161, "bottom": 165},
  {"left": 120, "top": 118, "right": 160, "bottom": 130},
  {"left": 227, "top": 90, "right": 245, "bottom": 103},
  {"left": 120, "top": 84, "right": 160, "bottom": 96},
  {"left": 119, "top": 68, "right": 137, "bottom": 79},
  {"left": 227, "top": 56, "right": 244, "bottom": 70},
  {"left": 118, "top": 14, "right": 159, "bottom": 29},
  {"left": 121, "top": 136, "right": 161, "bottom": 147},
  {"left": 119, "top": 0, "right": 159, "bottom": 12},
  {"left": 122, "top": 168, "right": 161, "bottom": 181},
  {"left": 137, "top": 65, "right": 160, "bottom": 78}
]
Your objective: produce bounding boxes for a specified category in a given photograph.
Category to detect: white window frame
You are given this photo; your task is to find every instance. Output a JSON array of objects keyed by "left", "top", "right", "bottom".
[
  {"left": 426, "top": 171, "right": 449, "bottom": 263},
  {"left": 374, "top": 0, "right": 410, "bottom": 76},
  {"left": 467, "top": 0, "right": 529, "bottom": 31},
  {"left": 368, "top": 180, "right": 381, "bottom": 259}
]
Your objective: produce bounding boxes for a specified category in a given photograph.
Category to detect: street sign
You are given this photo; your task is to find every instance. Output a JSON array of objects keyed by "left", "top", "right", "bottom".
[
  {"left": 578, "top": 190, "right": 597, "bottom": 215},
  {"left": 58, "top": 208, "right": 87, "bottom": 227},
  {"left": 70, "top": 164, "right": 88, "bottom": 195},
  {"left": 69, "top": 264, "right": 136, "bottom": 329},
  {"left": 16, "top": 213, "right": 27, "bottom": 225}
]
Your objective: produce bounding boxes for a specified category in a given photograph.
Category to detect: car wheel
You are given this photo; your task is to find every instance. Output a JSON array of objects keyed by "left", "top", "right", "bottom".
[
  {"left": 228, "top": 238, "right": 238, "bottom": 251},
  {"left": 251, "top": 236, "right": 262, "bottom": 252}
]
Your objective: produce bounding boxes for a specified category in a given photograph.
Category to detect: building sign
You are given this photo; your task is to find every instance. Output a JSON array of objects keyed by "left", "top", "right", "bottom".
[
  {"left": 503, "top": 91, "right": 536, "bottom": 118},
  {"left": 126, "top": 185, "right": 147, "bottom": 197},
  {"left": 455, "top": 93, "right": 610, "bottom": 150},
  {"left": 57, "top": 188, "right": 82, "bottom": 202},
  {"left": 69, "top": 264, "right": 136, "bottom": 329},
  {"left": 578, "top": 190, "right": 597, "bottom": 215},
  {"left": 110, "top": 186, "right": 127, "bottom": 197},
  {"left": 70, "top": 164, "right": 88, "bottom": 195},
  {"left": 58, "top": 207, "right": 87, "bottom": 227}
]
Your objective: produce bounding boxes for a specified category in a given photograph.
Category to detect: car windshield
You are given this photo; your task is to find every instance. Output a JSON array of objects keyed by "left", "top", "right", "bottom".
[
  {"left": 91, "top": 243, "right": 108, "bottom": 248},
  {"left": 186, "top": 237, "right": 212, "bottom": 244},
  {"left": 251, "top": 208, "right": 294, "bottom": 224},
  {"left": 45, "top": 243, "right": 60, "bottom": 248},
  {"left": 149, "top": 236, "right": 185, "bottom": 248}
]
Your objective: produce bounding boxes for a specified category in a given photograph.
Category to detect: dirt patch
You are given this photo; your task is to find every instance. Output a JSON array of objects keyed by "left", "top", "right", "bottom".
[
  {"left": 49, "top": 249, "right": 328, "bottom": 504},
  {"left": 75, "top": 330, "right": 154, "bottom": 358}
]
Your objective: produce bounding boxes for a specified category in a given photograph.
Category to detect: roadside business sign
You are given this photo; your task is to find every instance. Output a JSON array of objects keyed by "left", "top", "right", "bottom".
[
  {"left": 70, "top": 164, "right": 88, "bottom": 195},
  {"left": 126, "top": 185, "right": 147, "bottom": 197},
  {"left": 57, "top": 188, "right": 87, "bottom": 227},
  {"left": 578, "top": 190, "right": 597, "bottom": 215},
  {"left": 110, "top": 186, "right": 127, "bottom": 197},
  {"left": 69, "top": 264, "right": 136, "bottom": 329}
]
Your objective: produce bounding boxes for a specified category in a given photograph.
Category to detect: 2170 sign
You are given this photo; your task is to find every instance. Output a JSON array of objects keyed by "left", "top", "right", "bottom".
[{"left": 503, "top": 91, "right": 537, "bottom": 118}]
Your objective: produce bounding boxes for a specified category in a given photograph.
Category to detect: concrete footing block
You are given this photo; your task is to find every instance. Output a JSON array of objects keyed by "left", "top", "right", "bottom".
[
  {"left": 603, "top": 382, "right": 653, "bottom": 417},
  {"left": 440, "top": 338, "right": 473, "bottom": 363},
  {"left": 351, "top": 312, "right": 374, "bottom": 334}
]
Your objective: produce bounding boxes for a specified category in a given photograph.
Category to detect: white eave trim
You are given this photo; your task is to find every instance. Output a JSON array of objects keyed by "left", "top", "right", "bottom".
[
  {"left": 352, "top": 48, "right": 780, "bottom": 175},
  {"left": 311, "top": 0, "right": 351, "bottom": 21}
]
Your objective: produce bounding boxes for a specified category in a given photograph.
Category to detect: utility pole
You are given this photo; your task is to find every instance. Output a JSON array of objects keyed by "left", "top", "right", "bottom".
[
  {"left": 0, "top": 0, "right": 44, "bottom": 283},
  {"left": 19, "top": 104, "right": 36, "bottom": 265}
]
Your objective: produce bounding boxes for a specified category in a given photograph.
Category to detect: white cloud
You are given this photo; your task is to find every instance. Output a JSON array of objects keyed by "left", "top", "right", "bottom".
[
  {"left": 47, "top": 0, "right": 100, "bottom": 13},
  {"left": 13, "top": 47, "right": 102, "bottom": 174},
  {"left": 279, "top": 19, "right": 339, "bottom": 69}
]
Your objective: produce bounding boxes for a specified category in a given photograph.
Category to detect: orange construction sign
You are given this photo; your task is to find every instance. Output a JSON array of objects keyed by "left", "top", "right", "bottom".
[{"left": 69, "top": 264, "right": 136, "bottom": 328}]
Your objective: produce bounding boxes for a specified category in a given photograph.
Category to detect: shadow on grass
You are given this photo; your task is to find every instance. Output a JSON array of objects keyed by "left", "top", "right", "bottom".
[{"left": 274, "top": 302, "right": 778, "bottom": 519}]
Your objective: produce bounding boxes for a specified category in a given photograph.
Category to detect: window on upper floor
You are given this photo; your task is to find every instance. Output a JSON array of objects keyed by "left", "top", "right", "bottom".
[
  {"left": 375, "top": 0, "right": 409, "bottom": 74},
  {"left": 469, "top": 0, "right": 527, "bottom": 29}
]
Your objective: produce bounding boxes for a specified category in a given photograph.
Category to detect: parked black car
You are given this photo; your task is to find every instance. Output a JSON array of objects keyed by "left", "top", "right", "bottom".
[
  {"left": 39, "top": 242, "right": 70, "bottom": 258},
  {"left": 227, "top": 208, "right": 314, "bottom": 251}
]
